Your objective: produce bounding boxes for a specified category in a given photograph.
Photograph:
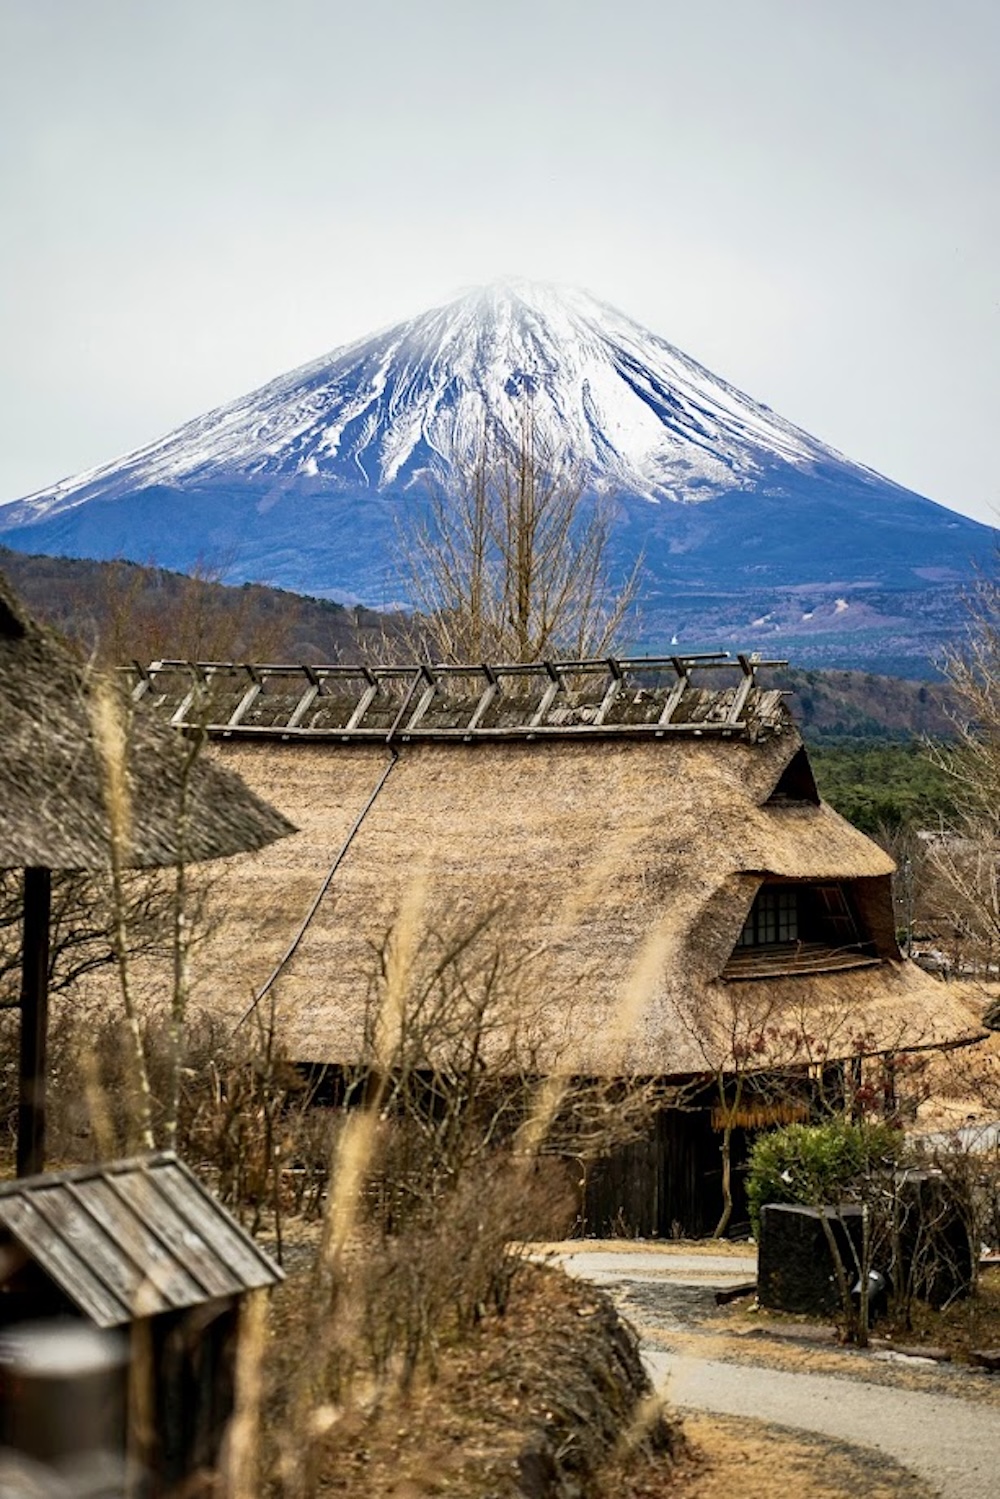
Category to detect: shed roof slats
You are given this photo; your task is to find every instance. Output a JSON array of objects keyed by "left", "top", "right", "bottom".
[
  {"left": 0, "top": 1155, "right": 282, "bottom": 1327},
  {"left": 32, "top": 1184, "right": 146, "bottom": 1312},
  {"left": 147, "top": 1169, "right": 281, "bottom": 1289},
  {"left": 0, "top": 1196, "right": 128, "bottom": 1328},
  {"left": 103, "top": 1172, "right": 236, "bottom": 1302},
  {"left": 72, "top": 1177, "right": 205, "bottom": 1311}
]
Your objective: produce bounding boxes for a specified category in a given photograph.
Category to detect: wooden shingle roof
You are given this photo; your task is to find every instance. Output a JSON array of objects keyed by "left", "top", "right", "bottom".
[{"left": 0, "top": 1153, "right": 282, "bottom": 1327}]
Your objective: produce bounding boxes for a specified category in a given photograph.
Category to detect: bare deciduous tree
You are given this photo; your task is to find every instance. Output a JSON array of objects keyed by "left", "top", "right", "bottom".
[
  {"left": 400, "top": 403, "right": 642, "bottom": 663},
  {"left": 924, "top": 578, "right": 1000, "bottom": 971},
  {"left": 0, "top": 868, "right": 177, "bottom": 1004},
  {"left": 71, "top": 556, "right": 294, "bottom": 668},
  {"left": 352, "top": 899, "right": 666, "bottom": 1224}
]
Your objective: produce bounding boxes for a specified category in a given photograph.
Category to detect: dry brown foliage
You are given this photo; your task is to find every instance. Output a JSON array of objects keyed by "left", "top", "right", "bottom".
[{"left": 922, "top": 576, "right": 1000, "bottom": 968}]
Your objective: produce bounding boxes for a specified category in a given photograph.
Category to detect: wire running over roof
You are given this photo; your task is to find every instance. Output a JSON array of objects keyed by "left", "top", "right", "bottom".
[
  {"left": 128, "top": 653, "right": 789, "bottom": 744},
  {"left": 0, "top": 1153, "right": 283, "bottom": 1327}
]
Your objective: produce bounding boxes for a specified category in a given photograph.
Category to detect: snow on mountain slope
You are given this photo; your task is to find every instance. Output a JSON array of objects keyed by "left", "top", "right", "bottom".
[
  {"left": 1, "top": 280, "right": 994, "bottom": 674},
  {"left": 9, "top": 281, "right": 859, "bottom": 518}
]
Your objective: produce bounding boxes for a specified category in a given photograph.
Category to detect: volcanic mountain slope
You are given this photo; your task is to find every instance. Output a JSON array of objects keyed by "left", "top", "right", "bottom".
[{"left": 1, "top": 282, "right": 992, "bottom": 671}]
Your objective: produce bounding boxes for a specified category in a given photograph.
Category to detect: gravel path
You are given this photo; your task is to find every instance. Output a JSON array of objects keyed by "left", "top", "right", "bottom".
[
  {"left": 646, "top": 1348, "right": 1000, "bottom": 1499},
  {"left": 548, "top": 1242, "right": 1000, "bottom": 1499}
]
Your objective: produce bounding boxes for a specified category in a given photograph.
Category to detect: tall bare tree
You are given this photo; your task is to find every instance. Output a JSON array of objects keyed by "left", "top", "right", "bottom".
[
  {"left": 401, "top": 403, "right": 641, "bottom": 663},
  {"left": 925, "top": 577, "right": 1000, "bottom": 970}
]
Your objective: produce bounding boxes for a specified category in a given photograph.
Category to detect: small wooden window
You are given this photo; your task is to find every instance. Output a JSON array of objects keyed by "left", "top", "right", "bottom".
[{"left": 738, "top": 887, "right": 799, "bottom": 947}]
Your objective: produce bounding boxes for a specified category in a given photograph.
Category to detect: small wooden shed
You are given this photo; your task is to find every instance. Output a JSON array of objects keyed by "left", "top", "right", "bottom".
[{"left": 0, "top": 1152, "right": 282, "bottom": 1493}]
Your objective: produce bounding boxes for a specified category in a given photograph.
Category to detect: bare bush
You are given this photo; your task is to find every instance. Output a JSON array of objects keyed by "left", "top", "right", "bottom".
[
  {"left": 264, "top": 890, "right": 667, "bottom": 1473},
  {"left": 921, "top": 577, "right": 1000, "bottom": 970}
]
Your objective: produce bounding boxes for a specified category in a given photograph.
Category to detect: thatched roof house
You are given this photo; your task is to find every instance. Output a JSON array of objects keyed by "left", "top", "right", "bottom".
[{"left": 131, "top": 656, "right": 981, "bottom": 1081}]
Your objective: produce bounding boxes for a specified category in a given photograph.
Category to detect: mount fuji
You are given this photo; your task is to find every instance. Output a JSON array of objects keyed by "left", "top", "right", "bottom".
[{"left": 1, "top": 281, "right": 992, "bottom": 672}]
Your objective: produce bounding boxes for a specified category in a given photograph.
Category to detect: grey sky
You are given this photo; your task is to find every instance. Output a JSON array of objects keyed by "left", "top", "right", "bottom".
[{"left": 1, "top": 0, "right": 998, "bottom": 522}]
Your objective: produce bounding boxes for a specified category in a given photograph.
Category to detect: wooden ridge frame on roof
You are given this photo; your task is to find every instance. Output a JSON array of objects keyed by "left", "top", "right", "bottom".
[{"left": 126, "top": 652, "right": 789, "bottom": 743}]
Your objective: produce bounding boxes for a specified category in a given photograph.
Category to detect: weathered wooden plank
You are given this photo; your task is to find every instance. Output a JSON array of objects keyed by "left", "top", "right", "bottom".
[
  {"left": 343, "top": 681, "right": 380, "bottom": 730},
  {"left": 657, "top": 672, "right": 690, "bottom": 726},
  {"left": 0, "top": 1196, "right": 128, "bottom": 1327},
  {"left": 405, "top": 681, "right": 439, "bottom": 732},
  {"left": 466, "top": 680, "right": 499, "bottom": 731},
  {"left": 725, "top": 671, "right": 755, "bottom": 726},
  {"left": 227, "top": 672, "right": 263, "bottom": 728},
  {"left": 286, "top": 680, "right": 320, "bottom": 728},
  {"left": 75, "top": 1177, "right": 206, "bottom": 1311},
  {"left": 31, "top": 1185, "right": 140, "bottom": 1314},
  {"left": 591, "top": 675, "right": 622, "bottom": 726},
  {"left": 150, "top": 1166, "right": 280, "bottom": 1289},
  {"left": 104, "top": 1171, "right": 235, "bottom": 1302}
]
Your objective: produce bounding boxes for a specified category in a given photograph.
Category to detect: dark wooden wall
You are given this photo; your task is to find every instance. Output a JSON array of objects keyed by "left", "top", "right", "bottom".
[{"left": 581, "top": 1107, "right": 754, "bottom": 1239}]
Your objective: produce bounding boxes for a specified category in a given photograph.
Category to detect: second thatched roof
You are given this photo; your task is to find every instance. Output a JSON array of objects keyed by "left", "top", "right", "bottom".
[{"left": 0, "top": 576, "right": 294, "bottom": 870}]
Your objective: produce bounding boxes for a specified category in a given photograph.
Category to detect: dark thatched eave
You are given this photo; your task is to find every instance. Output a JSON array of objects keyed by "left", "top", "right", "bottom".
[{"left": 0, "top": 574, "right": 296, "bottom": 871}]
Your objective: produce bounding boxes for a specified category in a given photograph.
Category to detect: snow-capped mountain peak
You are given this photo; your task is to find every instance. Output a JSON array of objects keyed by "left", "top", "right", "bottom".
[
  {"left": 3, "top": 280, "right": 993, "bottom": 677},
  {"left": 17, "top": 280, "right": 847, "bottom": 519}
]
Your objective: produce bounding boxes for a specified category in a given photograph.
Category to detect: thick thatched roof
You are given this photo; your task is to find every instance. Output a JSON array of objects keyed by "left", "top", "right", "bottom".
[
  {"left": 0, "top": 576, "right": 294, "bottom": 870},
  {"left": 176, "top": 706, "right": 983, "bottom": 1076}
]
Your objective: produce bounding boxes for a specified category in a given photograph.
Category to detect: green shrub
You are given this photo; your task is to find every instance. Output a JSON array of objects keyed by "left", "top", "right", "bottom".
[{"left": 746, "top": 1119, "right": 905, "bottom": 1236}]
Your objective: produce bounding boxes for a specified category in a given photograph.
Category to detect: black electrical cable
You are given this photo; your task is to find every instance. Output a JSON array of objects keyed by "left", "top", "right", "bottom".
[{"left": 233, "top": 668, "right": 425, "bottom": 1031}]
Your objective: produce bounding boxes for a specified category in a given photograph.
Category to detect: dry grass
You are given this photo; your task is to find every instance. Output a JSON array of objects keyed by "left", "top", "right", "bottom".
[
  {"left": 674, "top": 1414, "right": 933, "bottom": 1499},
  {"left": 262, "top": 1255, "right": 683, "bottom": 1497}
]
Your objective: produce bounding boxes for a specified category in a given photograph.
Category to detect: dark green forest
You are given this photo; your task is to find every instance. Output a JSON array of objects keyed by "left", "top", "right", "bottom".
[{"left": 807, "top": 740, "right": 956, "bottom": 837}]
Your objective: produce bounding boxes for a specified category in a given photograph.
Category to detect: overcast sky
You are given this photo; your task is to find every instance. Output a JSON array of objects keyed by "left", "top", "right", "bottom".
[{"left": 1, "top": 0, "right": 997, "bottom": 522}]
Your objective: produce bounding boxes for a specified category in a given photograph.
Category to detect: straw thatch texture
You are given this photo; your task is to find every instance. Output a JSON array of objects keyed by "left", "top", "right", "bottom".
[
  {"left": 191, "top": 727, "right": 982, "bottom": 1075},
  {"left": 0, "top": 575, "right": 294, "bottom": 870}
]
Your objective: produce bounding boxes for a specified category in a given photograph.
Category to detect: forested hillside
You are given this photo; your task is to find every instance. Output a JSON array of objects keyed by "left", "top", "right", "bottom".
[
  {"left": 0, "top": 546, "right": 399, "bottom": 663},
  {"left": 807, "top": 741, "right": 955, "bottom": 836},
  {"left": 774, "top": 666, "right": 954, "bottom": 741}
]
